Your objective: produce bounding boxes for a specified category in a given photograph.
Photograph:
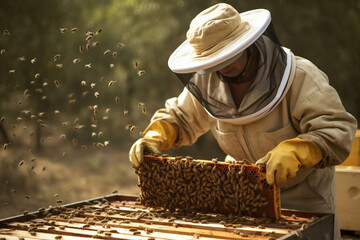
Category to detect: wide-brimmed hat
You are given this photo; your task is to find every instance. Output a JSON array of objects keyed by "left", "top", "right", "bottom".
[{"left": 168, "top": 4, "right": 271, "bottom": 74}]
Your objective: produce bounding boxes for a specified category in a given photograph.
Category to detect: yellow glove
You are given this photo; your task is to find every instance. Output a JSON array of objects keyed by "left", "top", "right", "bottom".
[
  {"left": 255, "top": 137, "right": 322, "bottom": 186},
  {"left": 129, "top": 120, "right": 177, "bottom": 168}
]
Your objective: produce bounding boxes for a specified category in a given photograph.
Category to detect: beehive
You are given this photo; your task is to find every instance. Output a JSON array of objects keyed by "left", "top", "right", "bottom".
[{"left": 136, "top": 155, "right": 281, "bottom": 220}]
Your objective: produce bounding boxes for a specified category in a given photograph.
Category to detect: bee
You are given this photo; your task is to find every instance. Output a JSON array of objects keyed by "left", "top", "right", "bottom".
[
  {"left": 54, "top": 80, "right": 60, "bottom": 87},
  {"left": 108, "top": 80, "right": 116, "bottom": 87},
  {"left": 43, "top": 82, "right": 48, "bottom": 87},
  {"left": 62, "top": 152, "right": 67, "bottom": 157},
  {"left": 0, "top": 49, "right": 6, "bottom": 55},
  {"left": 25, "top": 194, "right": 30, "bottom": 199},
  {"left": 92, "top": 41, "right": 100, "bottom": 46},
  {"left": 123, "top": 110, "right": 128, "bottom": 116},
  {"left": 90, "top": 83, "right": 96, "bottom": 88},
  {"left": 95, "top": 28, "right": 102, "bottom": 35},
  {"left": 54, "top": 54, "right": 60, "bottom": 61},
  {"left": 126, "top": 124, "right": 135, "bottom": 131},
  {"left": 38, "top": 112, "right": 45, "bottom": 117},
  {"left": 17, "top": 117, "right": 22, "bottom": 121},
  {"left": 72, "top": 138, "right": 77, "bottom": 145},
  {"left": 3, "top": 143, "right": 8, "bottom": 150},
  {"left": 0, "top": 116, "right": 4, "bottom": 123},
  {"left": 84, "top": 63, "right": 91, "bottom": 69},
  {"left": 133, "top": 61, "right": 138, "bottom": 69},
  {"left": 61, "top": 121, "right": 69, "bottom": 126},
  {"left": 142, "top": 107, "right": 146, "bottom": 114},
  {"left": 98, "top": 132, "right": 103, "bottom": 138},
  {"left": 112, "top": 52, "right": 117, "bottom": 58},
  {"left": 104, "top": 141, "right": 110, "bottom": 146},
  {"left": 56, "top": 63, "right": 63, "bottom": 68},
  {"left": 109, "top": 63, "right": 115, "bottom": 69},
  {"left": 9, "top": 69, "right": 15, "bottom": 74},
  {"left": 115, "top": 96, "right": 120, "bottom": 104},
  {"left": 86, "top": 43, "right": 90, "bottom": 51},
  {"left": 71, "top": 27, "right": 78, "bottom": 33},
  {"left": 68, "top": 99, "right": 76, "bottom": 104},
  {"left": 100, "top": 76, "right": 105, "bottom": 82},
  {"left": 73, "top": 58, "right": 80, "bottom": 63},
  {"left": 137, "top": 70, "right": 145, "bottom": 77},
  {"left": 33, "top": 73, "right": 40, "bottom": 79},
  {"left": 86, "top": 31, "right": 94, "bottom": 36},
  {"left": 91, "top": 132, "right": 97, "bottom": 138},
  {"left": 59, "top": 28, "right": 67, "bottom": 33},
  {"left": 18, "top": 160, "right": 25, "bottom": 166},
  {"left": 85, "top": 35, "right": 93, "bottom": 41},
  {"left": 117, "top": 42, "right": 125, "bottom": 47},
  {"left": 18, "top": 56, "right": 26, "bottom": 62},
  {"left": 103, "top": 116, "right": 109, "bottom": 120},
  {"left": 94, "top": 91, "right": 99, "bottom": 98},
  {"left": 103, "top": 49, "right": 110, "bottom": 55},
  {"left": 79, "top": 45, "right": 84, "bottom": 53},
  {"left": 97, "top": 142, "right": 104, "bottom": 147},
  {"left": 56, "top": 200, "right": 63, "bottom": 204},
  {"left": 81, "top": 145, "right": 87, "bottom": 150}
]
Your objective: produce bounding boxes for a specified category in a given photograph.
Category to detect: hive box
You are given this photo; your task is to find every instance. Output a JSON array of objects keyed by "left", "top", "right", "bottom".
[{"left": 335, "top": 166, "right": 360, "bottom": 231}]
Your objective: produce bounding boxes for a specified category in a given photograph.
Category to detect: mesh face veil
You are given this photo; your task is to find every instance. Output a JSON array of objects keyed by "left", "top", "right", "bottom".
[{"left": 171, "top": 21, "right": 291, "bottom": 122}]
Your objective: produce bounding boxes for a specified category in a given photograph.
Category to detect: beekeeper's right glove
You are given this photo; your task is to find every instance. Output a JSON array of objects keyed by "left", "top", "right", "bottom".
[{"left": 129, "top": 120, "right": 177, "bottom": 168}]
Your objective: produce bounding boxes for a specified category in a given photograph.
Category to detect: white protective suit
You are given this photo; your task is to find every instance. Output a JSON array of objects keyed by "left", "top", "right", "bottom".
[{"left": 148, "top": 43, "right": 357, "bottom": 239}]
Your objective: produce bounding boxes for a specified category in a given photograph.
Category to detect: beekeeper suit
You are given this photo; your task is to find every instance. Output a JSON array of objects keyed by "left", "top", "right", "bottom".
[{"left": 129, "top": 3, "right": 357, "bottom": 240}]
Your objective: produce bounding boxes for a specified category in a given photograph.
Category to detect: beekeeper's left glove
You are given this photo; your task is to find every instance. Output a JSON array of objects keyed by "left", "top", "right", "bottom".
[{"left": 256, "top": 137, "right": 322, "bottom": 186}]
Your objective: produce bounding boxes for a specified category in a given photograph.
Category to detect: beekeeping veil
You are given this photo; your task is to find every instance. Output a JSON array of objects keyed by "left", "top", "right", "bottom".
[{"left": 168, "top": 3, "right": 292, "bottom": 124}]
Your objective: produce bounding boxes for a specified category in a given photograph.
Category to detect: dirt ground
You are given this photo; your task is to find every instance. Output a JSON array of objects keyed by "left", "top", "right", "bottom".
[{"left": 0, "top": 140, "right": 140, "bottom": 219}]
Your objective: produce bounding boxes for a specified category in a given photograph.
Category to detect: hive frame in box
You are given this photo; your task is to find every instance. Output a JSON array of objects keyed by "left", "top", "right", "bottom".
[
  {"left": 0, "top": 194, "right": 334, "bottom": 240},
  {"left": 136, "top": 155, "right": 281, "bottom": 220}
]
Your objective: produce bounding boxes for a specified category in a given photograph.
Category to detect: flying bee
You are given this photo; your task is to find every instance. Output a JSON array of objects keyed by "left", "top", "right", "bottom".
[
  {"left": 85, "top": 63, "right": 91, "bottom": 69},
  {"left": 86, "top": 31, "right": 94, "bottom": 36},
  {"left": 91, "top": 132, "right": 97, "bottom": 138},
  {"left": 94, "top": 92, "right": 99, "bottom": 98},
  {"left": 126, "top": 124, "right": 135, "bottom": 131},
  {"left": 59, "top": 134, "right": 66, "bottom": 139},
  {"left": 38, "top": 112, "right": 45, "bottom": 117},
  {"left": 123, "top": 110, "right": 128, "bottom": 116},
  {"left": 17, "top": 100, "right": 23, "bottom": 105},
  {"left": 104, "top": 141, "right": 109, "bottom": 146},
  {"left": 71, "top": 27, "right": 78, "bottom": 33},
  {"left": 56, "top": 63, "right": 63, "bottom": 68},
  {"left": 30, "top": 80, "right": 36, "bottom": 85},
  {"left": 9, "top": 69, "right": 15, "bottom": 74},
  {"left": 100, "top": 76, "right": 105, "bottom": 82},
  {"left": 61, "top": 121, "right": 69, "bottom": 126},
  {"left": 137, "top": 70, "right": 145, "bottom": 77},
  {"left": 86, "top": 43, "right": 90, "bottom": 51},
  {"left": 59, "top": 28, "right": 67, "bottom": 33},
  {"left": 98, "top": 132, "right": 103, "bottom": 138},
  {"left": 133, "top": 61, "right": 138, "bottom": 69},
  {"left": 80, "top": 80, "right": 87, "bottom": 86},
  {"left": 115, "top": 96, "right": 120, "bottom": 104},
  {"left": 73, "top": 58, "right": 80, "bottom": 63},
  {"left": 79, "top": 45, "right": 84, "bottom": 53},
  {"left": 18, "top": 160, "right": 25, "bottom": 166},
  {"left": 103, "top": 49, "right": 110, "bottom": 55},
  {"left": 108, "top": 80, "right": 116, "bottom": 87},
  {"left": 109, "top": 63, "right": 115, "bottom": 69},
  {"left": 91, "top": 124, "right": 97, "bottom": 129},
  {"left": 68, "top": 99, "right": 76, "bottom": 104},
  {"left": 54, "top": 54, "right": 60, "bottom": 61},
  {"left": 25, "top": 195, "right": 31, "bottom": 199},
  {"left": 142, "top": 107, "right": 146, "bottom": 114},
  {"left": 92, "top": 41, "right": 100, "bottom": 46},
  {"left": 112, "top": 52, "right": 117, "bottom": 58},
  {"left": 54, "top": 80, "right": 60, "bottom": 87},
  {"left": 105, "top": 108, "right": 111, "bottom": 113},
  {"left": 0, "top": 49, "right": 6, "bottom": 55},
  {"left": 41, "top": 96, "right": 47, "bottom": 100},
  {"left": 95, "top": 28, "right": 102, "bottom": 35},
  {"left": 81, "top": 145, "right": 87, "bottom": 150},
  {"left": 102, "top": 116, "right": 109, "bottom": 120},
  {"left": 3, "top": 143, "right": 8, "bottom": 150},
  {"left": 43, "top": 82, "right": 48, "bottom": 87},
  {"left": 62, "top": 152, "right": 67, "bottom": 157},
  {"left": 82, "top": 91, "right": 88, "bottom": 97},
  {"left": 117, "top": 42, "right": 125, "bottom": 47},
  {"left": 56, "top": 200, "right": 63, "bottom": 204},
  {"left": 90, "top": 83, "right": 96, "bottom": 88},
  {"left": 138, "top": 102, "right": 144, "bottom": 107},
  {"left": 72, "top": 138, "right": 77, "bottom": 145},
  {"left": 97, "top": 142, "right": 104, "bottom": 147},
  {"left": 85, "top": 35, "right": 93, "bottom": 41},
  {"left": 17, "top": 56, "right": 26, "bottom": 62},
  {"left": 34, "top": 73, "right": 40, "bottom": 79}
]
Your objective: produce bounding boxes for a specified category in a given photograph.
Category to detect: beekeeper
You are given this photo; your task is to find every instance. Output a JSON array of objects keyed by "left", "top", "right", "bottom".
[{"left": 129, "top": 3, "right": 357, "bottom": 239}]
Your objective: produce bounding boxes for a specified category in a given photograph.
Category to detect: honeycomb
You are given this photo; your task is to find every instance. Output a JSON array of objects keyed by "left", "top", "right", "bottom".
[{"left": 135, "top": 155, "right": 281, "bottom": 220}]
